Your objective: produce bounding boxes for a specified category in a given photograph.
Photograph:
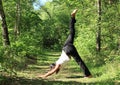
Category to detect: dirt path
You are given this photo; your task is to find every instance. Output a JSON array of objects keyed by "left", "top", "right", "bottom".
[{"left": 1, "top": 52, "right": 118, "bottom": 85}]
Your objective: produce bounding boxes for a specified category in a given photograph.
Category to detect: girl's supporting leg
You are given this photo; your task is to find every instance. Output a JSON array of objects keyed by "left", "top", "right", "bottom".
[{"left": 63, "top": 44, "right": 92, "bottom": 77}]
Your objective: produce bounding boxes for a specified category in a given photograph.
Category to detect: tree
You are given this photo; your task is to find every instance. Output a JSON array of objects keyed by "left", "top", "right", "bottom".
[
  {"left": 96, "top": 0, "right": 101, "bottom": 52},
  {"left": 0, "top": 0, "right": 10, "bottom": 46},
  {"left": 14, "top": 0, "right": 21, "bottom": 38}
]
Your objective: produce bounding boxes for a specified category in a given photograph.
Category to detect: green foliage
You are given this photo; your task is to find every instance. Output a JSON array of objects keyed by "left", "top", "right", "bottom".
[
  {"left": 0, "top": 0, "right": 120, "bottom": 81},
  {"left": 0, "top": 0, "right": 43, "bottom": 75},
  {"left": 0, "top": 32, "right": 43, "bottom": 75},
  {"left": 0, "top": 46, "right": 17, "bottom": 76},
  {"left": 35, "top": 2, "right": 71, "bottom": 50}
]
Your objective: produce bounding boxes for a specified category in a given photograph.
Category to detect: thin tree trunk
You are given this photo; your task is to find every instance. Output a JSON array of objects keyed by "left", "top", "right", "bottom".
[
  {"left": 96, "top": 0, "right": 101, "bottom": 52},
  {"left": 0, "top": 0, "right": 10, "bottom": 46},
  {"left": 14, "top": 0, "right": 20, "bottom": 38},
  {"left": 117, "top": 37, "right": 120, "bottom": 50}
]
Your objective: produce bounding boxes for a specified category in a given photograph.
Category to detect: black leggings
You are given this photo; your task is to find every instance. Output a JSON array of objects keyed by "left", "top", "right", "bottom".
[
  {"left": 64, "top": 17, "right": 76, "bottom": 46},
  {"left": 63, "top": 17, "right": 91, "bottom": 76}
]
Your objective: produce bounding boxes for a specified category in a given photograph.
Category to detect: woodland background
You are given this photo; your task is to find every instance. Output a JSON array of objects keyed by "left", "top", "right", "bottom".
[{"left": 0, "top": 0, "right": 120, "bottom": 85}]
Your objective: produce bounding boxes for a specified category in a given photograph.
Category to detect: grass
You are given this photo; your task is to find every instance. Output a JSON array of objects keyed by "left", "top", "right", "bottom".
[{"left": 1, "top": 51, "right": 120, "bottom": 85}]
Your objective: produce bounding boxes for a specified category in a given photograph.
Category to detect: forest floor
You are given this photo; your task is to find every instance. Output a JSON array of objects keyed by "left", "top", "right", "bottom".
[{"left": 1, "top": 51, "right": 120, "bottom": 85}]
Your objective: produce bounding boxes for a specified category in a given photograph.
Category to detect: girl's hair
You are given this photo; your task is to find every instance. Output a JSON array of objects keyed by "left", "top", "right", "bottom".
[
  {"left": 50, "top": 63, "right": 60, "bottom": 74},
  {"left": 50, "top": 63, "right": 55, "bottom": 70}
]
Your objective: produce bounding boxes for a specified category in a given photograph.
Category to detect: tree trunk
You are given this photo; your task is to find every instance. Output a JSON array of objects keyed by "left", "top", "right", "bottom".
[
  {"left": 0, "top": 0, "right": 10, "bottom": 46},
  {"left": 14, "top": 0, "right": 20, "bottom": 38},
  {"left": 96, "top": 0, "right": 101, "bottom": 52},
  {"left": 117, "top": 37, "right": 120, "bottom": 50}
]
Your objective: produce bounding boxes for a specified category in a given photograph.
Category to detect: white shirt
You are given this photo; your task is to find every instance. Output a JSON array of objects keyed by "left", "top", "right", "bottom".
[{"left": 56, "top": 50, "right": 71, "bottom": 65}]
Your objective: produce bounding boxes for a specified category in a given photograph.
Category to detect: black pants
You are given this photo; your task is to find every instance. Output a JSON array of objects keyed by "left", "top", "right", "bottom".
[{"left": 63, "top": 17, "right": 91, "bottom": 77}]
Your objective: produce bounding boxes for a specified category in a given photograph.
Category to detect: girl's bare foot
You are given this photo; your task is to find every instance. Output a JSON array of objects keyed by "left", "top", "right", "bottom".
[{"left": 71, "top": 9, "right": 78, "bottom": 17}]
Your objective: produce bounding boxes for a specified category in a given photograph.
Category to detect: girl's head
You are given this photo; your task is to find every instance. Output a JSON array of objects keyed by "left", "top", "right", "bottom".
[
  {"left": 50, "top": 63, "right": 60, "bottom": 74},
  {"left": 50, "top": 63, "right": 56, "bottom": 69}
]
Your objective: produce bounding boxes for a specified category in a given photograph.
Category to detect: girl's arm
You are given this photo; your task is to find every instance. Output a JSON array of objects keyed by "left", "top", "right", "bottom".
[{"left": 38, "top": 64, "right": 61, "bottom": 78}]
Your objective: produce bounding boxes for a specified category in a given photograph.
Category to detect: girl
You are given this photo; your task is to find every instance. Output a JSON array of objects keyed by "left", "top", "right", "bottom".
[{"left": 38, "top": 9, "right": 92, "bottom": 78}]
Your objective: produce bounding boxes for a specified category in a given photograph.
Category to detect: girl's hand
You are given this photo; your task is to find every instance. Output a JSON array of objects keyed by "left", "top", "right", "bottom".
[{"left": 38, "top": 75, "right": 46, "bottom": 79}]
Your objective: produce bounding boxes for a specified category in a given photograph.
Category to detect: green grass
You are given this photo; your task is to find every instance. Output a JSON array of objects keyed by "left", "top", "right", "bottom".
[{"left": 1, "top": 51, "right": 120, "bottom": 85}]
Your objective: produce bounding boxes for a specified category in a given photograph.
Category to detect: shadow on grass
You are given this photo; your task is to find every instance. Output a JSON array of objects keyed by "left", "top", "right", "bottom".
[
  {"left": 66, "top": 75, "right": 84, "bottom": 78},
  {"left": 37, "top": 52, "right": 60, "bottom": 65},
  {"left": 0, "top": 76, "right": 117, "bottom": 85},
  {"left": 40, "top": 52, "right": 60, "bottom": 57}
]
